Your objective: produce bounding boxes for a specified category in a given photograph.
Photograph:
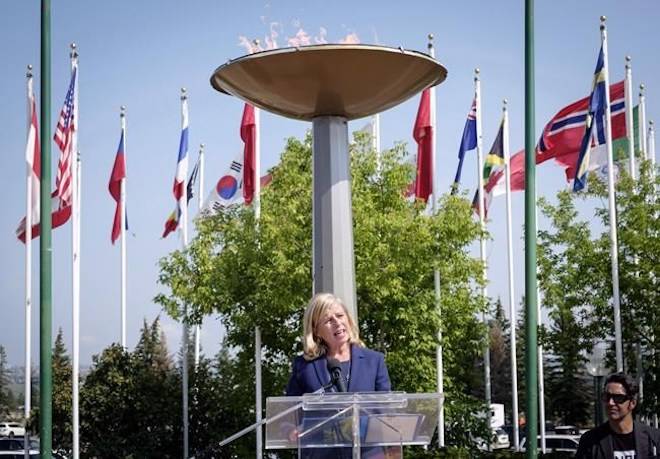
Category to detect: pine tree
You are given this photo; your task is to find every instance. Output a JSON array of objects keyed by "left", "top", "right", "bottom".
[{"left": 0, "top": 345, "right": 11, "bottom": 417}]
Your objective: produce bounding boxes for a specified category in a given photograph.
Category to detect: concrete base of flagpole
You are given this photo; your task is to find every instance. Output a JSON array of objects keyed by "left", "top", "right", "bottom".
[{"left": 311, "top": 116, "right": 357, "bottom": 321}]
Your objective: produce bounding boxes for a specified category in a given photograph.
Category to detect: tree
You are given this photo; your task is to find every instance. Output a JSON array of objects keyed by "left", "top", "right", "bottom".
[
  {"left": 52, "top": 330, "right": 73, "bottom": 452},
  {"left": 537, "top": 191, "right": 599, "bottom": 425},
  {"left": 0, "top": 345, "right": 11, "bottom": 417},
  {"left": 586, "top": 162, "right": 660, "bottom": 417},
  {"left": 156, "top": 132, "right": 490, "bottom": 450},
  {"left": 489, "top": 298, "right": 513, "bottom": 420},
  {"left": 29, "top": 329, "right": 73, "bottom": 454}
]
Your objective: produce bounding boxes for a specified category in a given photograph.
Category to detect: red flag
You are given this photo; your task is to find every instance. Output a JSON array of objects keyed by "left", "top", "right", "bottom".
[
  {"left": 241, "top": 104, "right": 256, "bottom": 205},
  {"left": 413, "top": 89, "right": 433, "bottom": 202},
  {"left": 16, "top": 91, "right": 41, "bottom": 243},
  {"left": 109, "top": 131, "right": 126, "bottom": 244}
]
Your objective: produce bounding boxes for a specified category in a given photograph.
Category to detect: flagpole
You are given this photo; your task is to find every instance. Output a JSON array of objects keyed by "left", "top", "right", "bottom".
[
  {"left": 502, "top": 100, "right": 520, "bottom": 451},
  {"left": 120, "top": 106, "right": 127, "bottom": 349},
  {"left": 624, "top": 57, "right": 636, "bottom": 180},
  {"left": 601, "top": 16, "right": 624, "bottom": 373},
  {"left": 39, "top": 1, "right": 54, "bottom": 456},
  {"left": 195, "top": 143, "right": 204, "bottom": 367},
  {"left": 649, "top": 120, "right": 656, "bottom": 176},
  {"left": 254, "top": 101, "right": 263, "bottom": 459},
  {"left": 69, "top": 42, "right": 81, "bottom": 459},
  {"left": 524, "top": 1, "right": 539, "bottom": 456},
  {"left": 24, "top": 65, "right": 34, "bottom": 459},
  {"left": 426, "top": 34, "right": 444, "bottom": 448},
  {"left": 474, "top": 68, "right": 492, "bottom": 431},
  {"left": 639, "top": 84, "right": 647, "bottom": 161},
  {"left": 536, "top": 236, "right": 546, "bottom": 453},
  {"left": 180, "top": 87, "right": 190, "bottom": 459}
]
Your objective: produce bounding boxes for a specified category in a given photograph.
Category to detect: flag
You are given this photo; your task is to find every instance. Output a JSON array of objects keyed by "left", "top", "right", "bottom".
[
  {"left": 18, "top": 66, "right": 77, "bottom": 241},
  {"left": 452, "top": 97, "right": 477, "bottom": 192},
  {"left": 186, "top": 158, "right": 200, "bottom": 205},
  {"left": 573, "top": 46, "right": 608, "bottom": 192},
  {"left": 472, "top": 119, "right": 505, "bottom": 217},
  {"left": 16, "top": 81, "right": 41, "bottom": 243},
  {"left": 201, "top": 154, "right": 244, "bottom": 215},
  {"left": 537, "top": 80, "right": 626, "bottom": 179},
  {"left": 413, "top": 88, "right": 433, "bottom": 201},
  {"left": 241, "top": 103, "right": 256, "bottom": 205},
  {"left": 162, "top": 99, "right": 189, "bottom": 238},
  {"left": 54, "top": 65, "right": 77, "bottom": 210},
  {"left": 109, "top": 130, "right": 126, "bottom": 244}
]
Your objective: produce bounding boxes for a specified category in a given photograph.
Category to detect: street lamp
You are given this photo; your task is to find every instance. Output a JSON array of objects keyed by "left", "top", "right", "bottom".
[{"left": 586, "top": 343, "right": 609, "bottom": 426}]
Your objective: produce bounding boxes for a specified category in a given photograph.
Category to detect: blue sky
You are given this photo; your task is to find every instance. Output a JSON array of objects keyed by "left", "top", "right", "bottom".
[{"left": 1, "top": 1, "right": 658, "bottom": 366}]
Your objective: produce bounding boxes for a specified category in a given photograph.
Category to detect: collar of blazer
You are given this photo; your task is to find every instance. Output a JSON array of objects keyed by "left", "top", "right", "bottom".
[{"left": 311, "top": 344, "right": 366, "bottom": 392}]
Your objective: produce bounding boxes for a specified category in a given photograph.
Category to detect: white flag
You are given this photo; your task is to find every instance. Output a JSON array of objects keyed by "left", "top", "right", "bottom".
[{"left": 200, "top": 154, "right": 244, "bottom": 216}]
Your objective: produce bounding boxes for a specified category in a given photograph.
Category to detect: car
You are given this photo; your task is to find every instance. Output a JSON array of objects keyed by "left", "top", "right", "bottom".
[
  {"left": 520, "top": 434, "right": 581, "bottom": 453},
  {"left": 0, "top": 424, "right": 25, "bottom": 439},
  {"left": 553, "top": 425, "right": 580, "bottom": 435},
  {"left": 0, "top": 438, "right": 66, "bottom": 459},
  {"left": 0, "top": 437, "right": 39, "bottom": 456},
  {"left": 492, "top": 427, "right": 511, "bottom": 450}
]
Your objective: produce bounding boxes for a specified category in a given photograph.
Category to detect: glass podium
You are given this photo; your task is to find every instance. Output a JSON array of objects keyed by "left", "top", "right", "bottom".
[{"left": 263, "top": 392, "right": 442, "bottom": 458}]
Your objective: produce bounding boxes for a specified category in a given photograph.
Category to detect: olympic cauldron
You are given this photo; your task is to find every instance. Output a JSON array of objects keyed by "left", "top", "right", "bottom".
[{"left": 211, "top": 44, "right": 447, "bottom": 320}]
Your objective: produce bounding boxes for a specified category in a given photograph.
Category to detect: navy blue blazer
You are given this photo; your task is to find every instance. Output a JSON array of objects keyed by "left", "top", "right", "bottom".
[{"left": 286, "top": 344, "right": 391, "bottom": 395}]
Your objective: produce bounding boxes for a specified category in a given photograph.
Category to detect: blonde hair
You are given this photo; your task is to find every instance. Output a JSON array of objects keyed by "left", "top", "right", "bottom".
[{"left": 302, "top": 293, "right": 363, "bottom": 360}]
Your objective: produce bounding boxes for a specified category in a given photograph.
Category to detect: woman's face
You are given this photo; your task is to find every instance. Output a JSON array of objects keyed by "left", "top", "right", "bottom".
[{"left": 315, "top": 303, "right": 350, "bottom": 352}]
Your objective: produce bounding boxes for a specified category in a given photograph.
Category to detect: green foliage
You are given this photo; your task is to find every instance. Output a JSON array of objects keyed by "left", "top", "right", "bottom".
[
  {"left": 80, "top": 318, "right": 183, "bottom": 458},
  {"left": 587, "top": 162, "right": 660, "bottom": 417},
  {"left": 156, "top": 131, "right": 489, "bottom": 451},
  {"left": 489, "top": 299, "right": 514, "bottom": 420},
  {"left": 537, "top": 192, "right": 597, "bottom": 425},
  {"left": 536, "top": 161, "right": 660, "bottom": 424},
  {"left": 0, "top": 345, "right": 11, "bottom": 418},
  {"left": 28, "top": 329, "right": 73, "bottom": 455}
]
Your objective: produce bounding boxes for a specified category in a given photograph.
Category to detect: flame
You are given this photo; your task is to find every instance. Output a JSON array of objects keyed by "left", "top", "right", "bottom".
[
  {"left": 287, "top": 28, "right": 312, "bottom": 47},
  {"left": 265, "top": 22, "right": 280, "bottom": 49},
  {"left": 238, "top": 36, "right": 260, "bottom": 53},
  {"left": 314, "top": 27, "right": 328, "bottom": 44},
  {"left": 338, "top": 32, "right": 360, "bottom": 44}
]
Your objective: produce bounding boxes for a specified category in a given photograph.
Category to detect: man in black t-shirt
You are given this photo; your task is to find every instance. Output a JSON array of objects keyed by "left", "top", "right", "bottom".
[{"left": 576, "top": 372, "right": 660, "bottom": 458}]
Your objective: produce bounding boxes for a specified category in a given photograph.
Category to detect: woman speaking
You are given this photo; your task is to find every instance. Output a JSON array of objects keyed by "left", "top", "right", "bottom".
[
  {"left": 286, "top": 292, "right": 391, "bottom": 395},
  {"left": 285, "top": 293, "right": 392, "bottom": 459}
]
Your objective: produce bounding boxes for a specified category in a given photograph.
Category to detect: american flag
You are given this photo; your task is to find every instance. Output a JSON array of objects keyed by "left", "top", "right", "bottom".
[{"left": 54, "top": 66, "right": 77, "bottom": 208}]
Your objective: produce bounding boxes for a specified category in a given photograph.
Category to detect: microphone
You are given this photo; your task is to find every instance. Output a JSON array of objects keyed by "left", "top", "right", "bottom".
[{"left": 327, "top": 357, "right": 347, "bottom": 392}]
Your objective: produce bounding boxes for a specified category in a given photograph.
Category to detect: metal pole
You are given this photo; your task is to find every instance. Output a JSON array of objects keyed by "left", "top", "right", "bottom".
[
  {"left": 625, "top": 57, "right": 636, "bottom": 180},
  {"left": 428, "top": 34, "right": 445, "bottom": 448},
  {"left": 524, "top": 1, "right": 539, "bottom": 456},
  {"left": 311, "top": 116, "right": 357, "bottom": 320},
  {"left": 120, "top": 107, "right": 127, "bottom": 349},
  {"left": 474, "top": 68, "right": 492, "bottom": 432},
  {"left": 600, "top": 17, "right": 624, "bottom": 373},
  {"left": 39, "top": 0, "right": 53, "bottom": 457},
  {"left": 251, "top": 40, "right": 264, "bottom": 459},
  {"left": 639, "top": 85, "right": 647, "bottom": 161},
  {"left": 503, "top": 100, "right": 520, "bottom": 451},
  {"left": 24, "top": 64, "right": 34, "bottom": 459},
  {"left": 649, "top": 120, "right": 656, "bottom": 177},
  {"left": 70, "top": 44, "right": 81, "bottom": 459},
  {"left": 180, "top": 88, "right": 190, "bottom": 459}
]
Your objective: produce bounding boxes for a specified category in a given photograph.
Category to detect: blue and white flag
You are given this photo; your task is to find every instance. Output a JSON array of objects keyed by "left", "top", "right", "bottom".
[
  {"left": 573, "top": 46, "right": 607, "bottom": 192},
  {"left": 451, "top": 97, "right": 477, "bottom": 192}
]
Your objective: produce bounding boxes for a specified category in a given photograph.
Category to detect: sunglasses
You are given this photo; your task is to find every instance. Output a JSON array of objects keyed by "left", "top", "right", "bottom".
[{"left": 601, "top": 392, "right": 631, "bottom": 404}]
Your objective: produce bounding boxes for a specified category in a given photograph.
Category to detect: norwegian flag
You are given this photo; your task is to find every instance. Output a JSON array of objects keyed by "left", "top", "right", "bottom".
[
  {"left": 536, "top": 80, "right": 625, "bottom": 177},
  {"left": 53, "top": 66, "right": 78, "bottom": 209}
]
